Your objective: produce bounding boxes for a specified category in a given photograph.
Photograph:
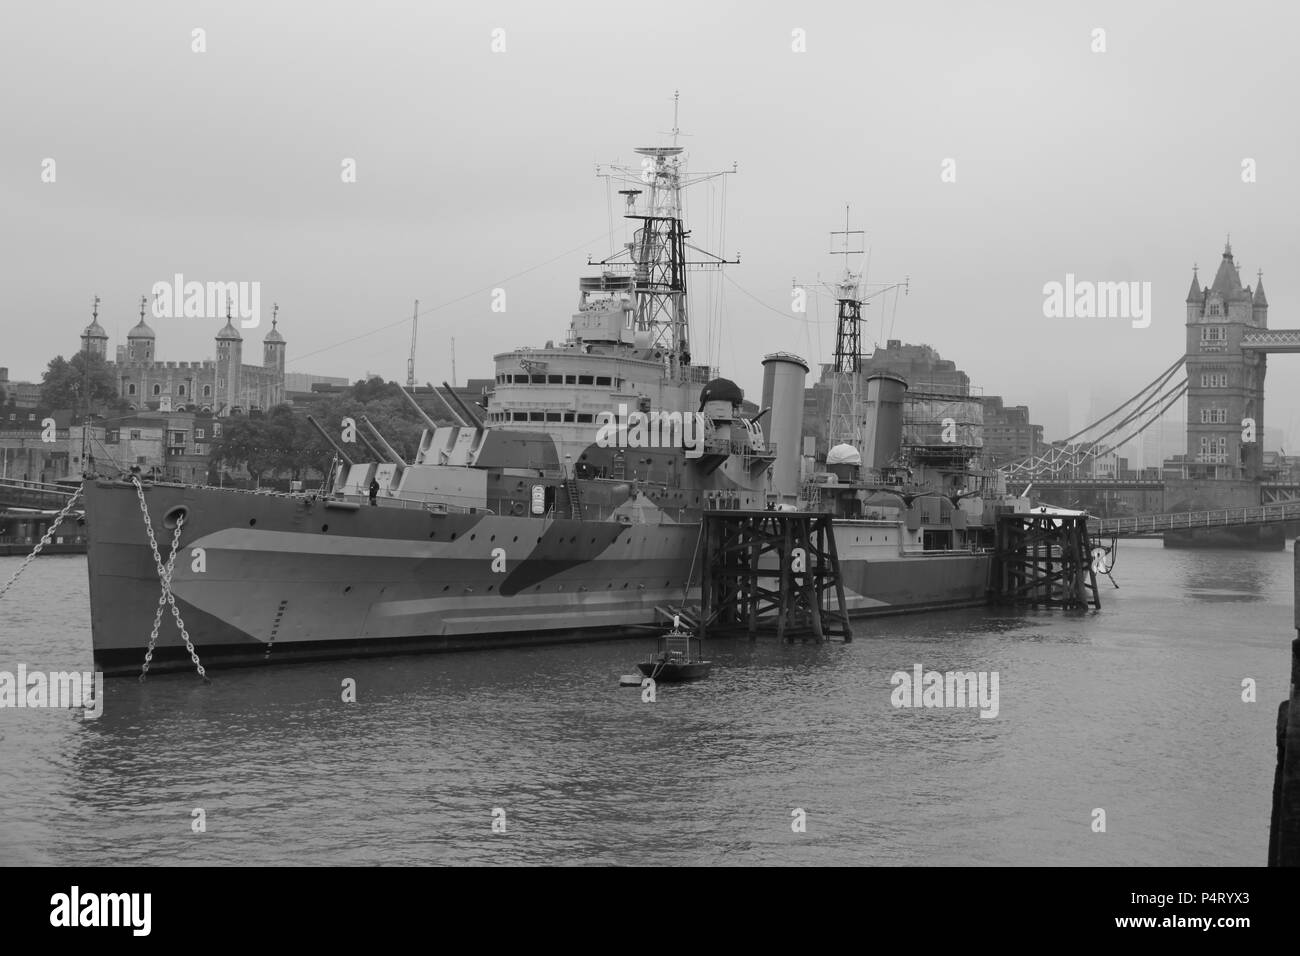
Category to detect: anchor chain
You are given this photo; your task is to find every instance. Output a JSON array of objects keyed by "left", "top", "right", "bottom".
[
  {"left": 0, "top": 486, "right": 83, "bottom": 601},
  {"left": 133, "top": 477, "right": 208, "bottom": 683}
]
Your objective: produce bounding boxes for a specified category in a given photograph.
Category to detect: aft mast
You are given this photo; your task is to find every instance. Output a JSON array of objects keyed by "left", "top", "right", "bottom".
[
  {"left": 811, "top": 209, "right": 909, "bottom": 467},
  {"left": 828, "top": 207, "right": 866, "bottom": 454}
]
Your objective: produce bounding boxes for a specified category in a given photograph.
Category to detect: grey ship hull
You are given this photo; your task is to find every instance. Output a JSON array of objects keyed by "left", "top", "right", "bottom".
[{"left": 84, "top": 479, "right": 992, "bottom": 676}]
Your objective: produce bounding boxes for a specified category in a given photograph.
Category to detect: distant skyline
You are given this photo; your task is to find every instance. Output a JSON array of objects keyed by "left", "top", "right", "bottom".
[{"left": 4, "top": 1, "right": 1299, "bottom": 447}]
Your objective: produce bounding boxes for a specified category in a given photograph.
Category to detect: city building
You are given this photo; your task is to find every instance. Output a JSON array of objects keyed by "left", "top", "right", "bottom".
[
  {"left": 802, "top": 339, "right": 982, "bottom": 462},
  {"left": 981, "top": 395, "right": 1044, "bottom": 468},
  {"left": 69, "top": 410, "right": 217, "bottom": 484},
  {"left": 0, "top": 409, "right": 71, "bottom": 482},
  {"left": 0, "top": 368, "right": 43, "bottom": 409}
]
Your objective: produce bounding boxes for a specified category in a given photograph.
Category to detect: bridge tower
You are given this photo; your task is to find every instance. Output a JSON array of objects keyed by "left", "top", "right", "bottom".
[{"left": 1183, "top": 240, "right": 1266, "bottom": 481}]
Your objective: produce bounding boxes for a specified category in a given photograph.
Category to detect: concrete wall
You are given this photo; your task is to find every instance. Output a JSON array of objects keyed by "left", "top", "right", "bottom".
[{"left": 1164, "top": 476, "right": 1263, "bottom": 511}]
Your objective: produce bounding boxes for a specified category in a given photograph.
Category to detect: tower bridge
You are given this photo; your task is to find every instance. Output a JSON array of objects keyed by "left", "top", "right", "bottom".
[{"left": 1003, "top": 240, "right": 1300, "bottom": 544}]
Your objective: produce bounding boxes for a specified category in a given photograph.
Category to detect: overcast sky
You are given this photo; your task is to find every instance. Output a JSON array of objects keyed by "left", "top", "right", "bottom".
[{"left": 3, "top": 0, "right": 1298, "bottom": 450}]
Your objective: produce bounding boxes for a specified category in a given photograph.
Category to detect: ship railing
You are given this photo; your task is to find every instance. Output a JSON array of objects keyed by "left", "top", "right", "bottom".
[{"left": 904, "top": 546, "right": 994, "bottom": 556}]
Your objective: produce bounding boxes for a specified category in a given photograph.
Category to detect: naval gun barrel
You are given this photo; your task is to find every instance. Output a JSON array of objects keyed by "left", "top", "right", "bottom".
[
  {"left": 398, "top": 386, "right": 442, "bottom": 432},
  {"left": 353, "top": 427, "right": 386, "bottom": 463},
  {"left": 359, "top": 416, "right": 407, "bottom": 466},
  {"left": 306, "top": 415, "right": 355, "bottom": 467},
  {"left": 442, "top": 382, "right": 484, "bottom": 430}
]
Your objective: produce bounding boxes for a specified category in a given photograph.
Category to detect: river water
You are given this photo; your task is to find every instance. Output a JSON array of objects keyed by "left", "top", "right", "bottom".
[{"left": 0, "top": 540, "right": 1291, "bottom": 865}]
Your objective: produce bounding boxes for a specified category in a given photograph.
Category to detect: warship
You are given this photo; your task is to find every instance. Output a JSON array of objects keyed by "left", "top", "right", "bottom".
[{"left": 82, "top": 128, "right": 1021, "bottom": 676}]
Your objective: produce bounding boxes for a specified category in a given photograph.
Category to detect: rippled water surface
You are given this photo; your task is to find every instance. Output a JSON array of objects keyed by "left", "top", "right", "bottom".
[{"left": 0, "top": 540, "right": 1291, "bottom": 865}]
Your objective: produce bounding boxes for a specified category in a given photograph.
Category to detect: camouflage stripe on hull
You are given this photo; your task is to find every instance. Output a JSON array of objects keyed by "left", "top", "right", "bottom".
[
  {"left": 84, "top": 481, "right": 994, "bottom": 675},
  {"left": 85, "top": 481, "right": 698, "bottom": 674}
]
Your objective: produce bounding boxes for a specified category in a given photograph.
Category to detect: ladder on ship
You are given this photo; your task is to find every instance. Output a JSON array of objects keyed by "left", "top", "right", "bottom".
[{"left": 564, "top": 476, "right": 584, "bottom": 520}]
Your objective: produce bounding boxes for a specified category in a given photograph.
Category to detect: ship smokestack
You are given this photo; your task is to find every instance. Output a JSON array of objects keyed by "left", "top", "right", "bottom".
[
  {"left": 861, "top": 372, "right": 908, "bottom": 471},
  {"left": 761, "top": 352, "right": 810, "bottom": 503}
]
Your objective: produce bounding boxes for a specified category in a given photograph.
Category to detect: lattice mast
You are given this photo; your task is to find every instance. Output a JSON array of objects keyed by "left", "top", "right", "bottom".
[
  {"left": 828, "top": 207, "right": 866, "bottom": 451},
  {"left": 593, "top": 92, "right": 737, "bottom": 380}
]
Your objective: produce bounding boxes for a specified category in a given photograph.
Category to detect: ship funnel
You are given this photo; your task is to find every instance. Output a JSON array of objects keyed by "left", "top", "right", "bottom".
[
  {"left": 760, "top": 352, "right": 809, "bottom": 503},
  {"left": 861, "top": 372, "right": 908, "bottom": 471}
]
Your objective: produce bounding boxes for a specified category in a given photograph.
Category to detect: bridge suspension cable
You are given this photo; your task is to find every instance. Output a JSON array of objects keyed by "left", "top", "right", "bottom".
[{"left": 1002, "top": 357, "right": 1187, "bottom": 481}]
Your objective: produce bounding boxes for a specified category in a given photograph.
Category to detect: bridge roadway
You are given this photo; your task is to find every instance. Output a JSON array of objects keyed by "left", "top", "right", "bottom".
[{"left": 1093, "top": 500, "right": 1300, "bottom": 537}]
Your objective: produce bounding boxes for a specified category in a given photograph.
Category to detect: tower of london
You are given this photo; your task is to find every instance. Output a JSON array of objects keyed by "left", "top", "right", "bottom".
[{"left": 79, "top": 298, "right": 286, "bottom": 415}]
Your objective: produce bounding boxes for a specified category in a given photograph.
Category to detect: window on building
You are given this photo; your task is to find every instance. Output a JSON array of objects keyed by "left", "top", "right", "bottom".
[
  {"left": 203, "top": 385, "right": 212, "bottom": 397},
  {"left": 596, "top": 376, "right": 612, "bottom": 386},
  {"left": 578, "top": 375, "right": 594, "bottom": 385},
  {"left": 1209, "top": 304, "right": 1221, "bottom": 316},
  {"left": 195, "top": 428, "right": 205, "bottom": 439},
  {"left": 529, "top": 412, "right": 544, "bottom": 421},
  {"left": 546, "top": 412, "right": 561, "bottom": 422},
  {"left": 548, "top": 375, "right": 562, "bottom": 384},
  {"left": 152, "top": 384, "right": 161, "bottom": 396},
  {"left": 130, "top": 430, "right": 142, "bottom": 440},
  {"left": 577, "top": 413, "right": 594, "bottom": 423},
  {"left": 563, "top": 412, "right": 575, "bottom": 422},
  {"left": 178, "top": 385, "right": 186, "bottom": 396},
  {"left": 128, "top": 384, "right": 137, "bottom": 395},
  {"left": 512, "top": 412, "right": 526, "bottom": 422},
  {"left": 1201, "top": 326, "right": 1226, "bottom": 341},
  {"left": 565, "top": 375, "right": 576, "bottom": 384},
  {"left": 531, "top": 375, "right": 545, "bottom": 384}
]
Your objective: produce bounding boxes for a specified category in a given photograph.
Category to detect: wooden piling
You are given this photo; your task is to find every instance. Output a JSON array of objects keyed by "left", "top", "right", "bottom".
[
  {"left": 1269, "top": 541, "right": 1300, "bottom": 865},
  {"left": 993, "top": 512, "right": 1100, "bottom": 609},
  {"left": 699, "top": 510, "right": 851, "bottom": 642}
]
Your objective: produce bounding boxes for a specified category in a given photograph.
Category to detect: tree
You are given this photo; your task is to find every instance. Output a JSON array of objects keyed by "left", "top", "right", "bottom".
[
  {"left": 351, "top": 375, "right": 403, "bottom": 404},
  {"left": 40, "top": 352, "right": 120, "bottom": 411}
]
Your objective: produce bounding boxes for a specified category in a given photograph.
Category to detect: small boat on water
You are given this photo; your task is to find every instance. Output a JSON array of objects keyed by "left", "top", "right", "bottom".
[{"left": 635, "top": 621, "right": 712, "bottom": 683}]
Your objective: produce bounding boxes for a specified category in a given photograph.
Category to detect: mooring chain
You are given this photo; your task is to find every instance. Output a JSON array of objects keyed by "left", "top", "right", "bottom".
[
  {"left": 0, "top": 486, "right": 83, "bottom": 601},
  {"left": 133, "top": 477, "right": 209, "bottom": 683},
  {"left": 139, "top": 510, "right": 184, "bottom": 681}
]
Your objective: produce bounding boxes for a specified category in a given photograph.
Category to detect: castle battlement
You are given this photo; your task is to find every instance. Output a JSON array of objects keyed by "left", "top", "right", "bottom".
[{"left": 80, "top": 305, "right": 287, "bottom": 416}]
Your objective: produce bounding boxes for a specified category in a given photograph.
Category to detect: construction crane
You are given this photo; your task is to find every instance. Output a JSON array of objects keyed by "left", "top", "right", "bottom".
[{"left": 406, "top": 299, "right": 418, "bottom": 388}]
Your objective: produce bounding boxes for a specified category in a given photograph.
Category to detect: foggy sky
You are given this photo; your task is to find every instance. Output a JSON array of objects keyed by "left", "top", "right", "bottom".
[{"left": 3, "top": 0, "right": 1298, "bottom": 449}]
